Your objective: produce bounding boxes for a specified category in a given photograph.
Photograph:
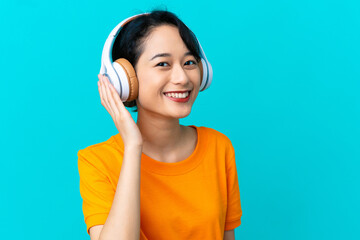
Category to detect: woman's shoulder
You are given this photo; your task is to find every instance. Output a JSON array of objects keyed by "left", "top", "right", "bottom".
[
  {"left": 77, "top": 133, "right": 124, "bottom": 168},
  {"left": 78, "top": 134, "right": 121, "bottom": 153},
  {"left": 196, "top": 125, "right": 232, "bottom": 143},
  {"left": 196, "top": 125, "right": 235, "bottom": 158}
]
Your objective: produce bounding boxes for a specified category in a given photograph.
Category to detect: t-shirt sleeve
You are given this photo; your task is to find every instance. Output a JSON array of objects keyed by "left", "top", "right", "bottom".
[
  {"left": 78, "top": 149, "right": 115, "bottom": 235},
  {"left": 224, "top": 142, "right": 243, "bottom": 230}
]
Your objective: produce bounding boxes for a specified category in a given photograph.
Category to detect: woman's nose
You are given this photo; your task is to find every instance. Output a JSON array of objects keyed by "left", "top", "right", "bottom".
[{"left": 171, "top": 64, "right": 189, "bottom": 85}]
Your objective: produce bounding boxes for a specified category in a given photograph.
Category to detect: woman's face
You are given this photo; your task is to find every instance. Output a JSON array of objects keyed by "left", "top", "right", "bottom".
[{"left": 134, "top": 24, "right": 201, "bottom": 119}]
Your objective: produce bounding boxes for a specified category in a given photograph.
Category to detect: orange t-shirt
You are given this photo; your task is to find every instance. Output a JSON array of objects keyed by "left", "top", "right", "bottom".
[{"left": 78, "top": 125, "right": 242, "bottom": 239}]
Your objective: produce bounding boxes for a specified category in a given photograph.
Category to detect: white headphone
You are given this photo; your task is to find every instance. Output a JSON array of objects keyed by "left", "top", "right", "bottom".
[{"left": 99, "top": 12, "right": 213, "bottom": 102}]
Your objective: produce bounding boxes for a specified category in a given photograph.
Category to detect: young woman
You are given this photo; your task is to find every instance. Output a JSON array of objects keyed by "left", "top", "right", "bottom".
[{"left": 78, "top": 10, "right": 242, "bottom": 240}]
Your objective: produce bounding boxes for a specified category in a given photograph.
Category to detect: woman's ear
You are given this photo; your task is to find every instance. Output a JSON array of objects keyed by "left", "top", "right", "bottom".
[{"left": 198, "top": 60, "right": 203, "bottom": 86}]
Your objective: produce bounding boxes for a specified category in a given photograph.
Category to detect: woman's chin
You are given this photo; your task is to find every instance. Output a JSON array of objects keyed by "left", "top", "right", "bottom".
[
  {"left": 169, "top": 108, "right": 192, "bottom": 119},
  {"left": 137, "top": 100, "right": 193, "bottom": 119},
  {"left": 175, "top": 112, "right": 191, "bottom": 119}
]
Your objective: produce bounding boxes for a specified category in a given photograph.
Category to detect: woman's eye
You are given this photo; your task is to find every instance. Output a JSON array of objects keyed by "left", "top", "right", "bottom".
[
  {"left": 156, "top": 62, "right": 169, "bottom": 67},
  {"left": 185, "top": 60, "right": 197, "bottom": 65}
]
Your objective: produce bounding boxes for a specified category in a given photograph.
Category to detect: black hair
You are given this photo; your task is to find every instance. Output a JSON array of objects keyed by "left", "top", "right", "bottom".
[{"left": 111, "top": 9, "right": 202, "bottom": 112}]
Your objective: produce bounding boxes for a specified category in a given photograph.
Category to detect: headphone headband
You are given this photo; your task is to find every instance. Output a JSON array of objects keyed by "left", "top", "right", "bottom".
[{"left": 100, "top": 13, "right": 149, "bottom": 75}]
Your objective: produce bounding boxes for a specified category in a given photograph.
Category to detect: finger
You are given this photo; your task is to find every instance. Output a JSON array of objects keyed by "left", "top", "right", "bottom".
[
  {"left": 106, "top": 78, "right": 128, "bottom": 114},
  {"left": 98, "top": 76, "right": 107, "bottom": 107},
  {"left": 103, "top": 78, "right": 119, "bottom": 117},
  {"left": 101, "top": 76, "right": 115, "bottom": 116},
  {"left": 99, "top": 76, "right": 114, "bottom": 116}
]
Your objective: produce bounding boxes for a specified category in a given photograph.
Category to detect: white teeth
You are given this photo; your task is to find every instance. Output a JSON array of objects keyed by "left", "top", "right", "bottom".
[{"left": 165, "top": 91, "right": 189, "bottom": 98}]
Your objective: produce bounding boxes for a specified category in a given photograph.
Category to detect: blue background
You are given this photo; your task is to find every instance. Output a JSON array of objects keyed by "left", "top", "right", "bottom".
[{"left": 1, "top": 0, "right": 359, "bottom": 239}]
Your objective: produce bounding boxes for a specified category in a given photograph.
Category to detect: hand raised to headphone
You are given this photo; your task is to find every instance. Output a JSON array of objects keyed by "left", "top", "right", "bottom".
[{"left": 98, "top": 74, "right": 143, "bottom": 148}]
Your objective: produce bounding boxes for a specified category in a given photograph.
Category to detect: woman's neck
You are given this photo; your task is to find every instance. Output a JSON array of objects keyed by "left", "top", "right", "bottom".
[{"left": 136, "top": 108, "right": 186, "bottom": 156}]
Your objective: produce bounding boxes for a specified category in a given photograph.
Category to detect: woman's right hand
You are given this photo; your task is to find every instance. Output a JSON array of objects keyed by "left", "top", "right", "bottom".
[{"left": 98, "top": 74, "right": 143, "bottom": 148}]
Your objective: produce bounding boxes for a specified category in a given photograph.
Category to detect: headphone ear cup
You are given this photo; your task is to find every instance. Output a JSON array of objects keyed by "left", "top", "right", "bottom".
[{"left": 114, "top": 58, "right": 139, "bottom": 101}]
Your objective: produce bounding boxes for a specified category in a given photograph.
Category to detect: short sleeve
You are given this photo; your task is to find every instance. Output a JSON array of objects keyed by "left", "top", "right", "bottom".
[
  {"left": 78, "top": 149, "right": 115, "bottom": 234},
  {"left": 224, "top": 143, "right": 243, "bottom": 230}
]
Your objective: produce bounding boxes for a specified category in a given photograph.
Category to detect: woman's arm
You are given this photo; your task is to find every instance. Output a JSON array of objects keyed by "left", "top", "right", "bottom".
[
  {"left": 224, "top": 229, "right": 235, "bottom": 240},
  {"left": 98, "top": 145, "right": 142, "bottom": 240},
  {"left": 95, "top": 75, "right": 144, "bottom": 240}
]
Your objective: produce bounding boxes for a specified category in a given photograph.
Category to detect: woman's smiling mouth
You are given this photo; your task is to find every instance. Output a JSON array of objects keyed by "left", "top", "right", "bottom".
[{"left": 163, "top": 90, "right": 191, "bottom": 102}]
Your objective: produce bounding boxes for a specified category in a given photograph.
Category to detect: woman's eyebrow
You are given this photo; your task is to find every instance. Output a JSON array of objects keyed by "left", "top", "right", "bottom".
[{"left": 150, "top": 51, "right": 193, "bottom": 61}]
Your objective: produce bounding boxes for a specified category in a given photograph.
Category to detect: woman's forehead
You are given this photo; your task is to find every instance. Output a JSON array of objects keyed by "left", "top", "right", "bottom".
[{"left": 142, "top": 25, "right": 189, "bottom": 57}]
